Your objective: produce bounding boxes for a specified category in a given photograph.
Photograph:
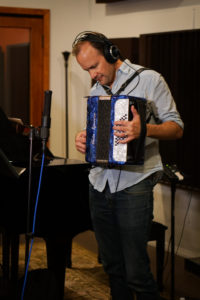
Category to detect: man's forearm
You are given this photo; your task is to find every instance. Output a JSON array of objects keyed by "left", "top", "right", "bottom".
[{"left": 146, "top": 121, "right": 183, "bottom": 140}]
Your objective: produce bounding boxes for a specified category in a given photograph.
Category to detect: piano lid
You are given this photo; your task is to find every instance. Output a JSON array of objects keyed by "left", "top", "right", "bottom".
[
  {"left": 46, "top": 157, "right": 89, "bottom": 167},
  {"left": 0, "top": 148, "right": 26, "bottom": 179}
]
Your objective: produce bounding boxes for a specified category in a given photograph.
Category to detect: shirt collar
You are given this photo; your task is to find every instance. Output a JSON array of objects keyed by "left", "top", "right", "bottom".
[{"left": 117, "top": 59, "right": 133, "bottom": 75}]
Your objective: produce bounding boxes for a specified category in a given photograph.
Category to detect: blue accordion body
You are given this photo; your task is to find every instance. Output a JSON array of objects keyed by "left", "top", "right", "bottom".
[{"left": 86, "top": 95, "right": 146, "bottom": 166}]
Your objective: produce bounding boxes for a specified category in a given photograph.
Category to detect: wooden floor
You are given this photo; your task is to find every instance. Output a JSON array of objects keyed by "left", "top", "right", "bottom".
[{"left": 0, "top": 231, "right": 200, "bottom": 300}]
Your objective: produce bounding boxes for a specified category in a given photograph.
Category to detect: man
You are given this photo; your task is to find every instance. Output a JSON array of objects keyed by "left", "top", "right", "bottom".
[{"left": 72, "top": 31, "right": 183, "bottom": 300}]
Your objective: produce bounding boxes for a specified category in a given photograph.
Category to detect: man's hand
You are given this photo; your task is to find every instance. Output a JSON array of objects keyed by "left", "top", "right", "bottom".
[
  {"left": 75, "top": 130, "right": 86, "bottom": 153},
  {"left": 113, "top": 106, "right": 141, "bottom": 143}
]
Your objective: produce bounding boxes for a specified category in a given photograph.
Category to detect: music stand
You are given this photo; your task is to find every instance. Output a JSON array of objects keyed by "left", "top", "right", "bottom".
[
  {"left": 170, "top": 179, "right": 177, "bottom": 300},
  {"left": 162, "top": 164, "right": 184, "bottom": 300}
]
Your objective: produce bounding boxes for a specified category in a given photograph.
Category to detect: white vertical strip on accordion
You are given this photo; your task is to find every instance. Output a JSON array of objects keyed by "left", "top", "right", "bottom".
[{"left": 113, "top": 98, "right": 129, "bottom": 162}]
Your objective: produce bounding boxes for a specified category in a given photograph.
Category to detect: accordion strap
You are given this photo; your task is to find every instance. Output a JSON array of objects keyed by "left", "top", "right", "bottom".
[{"left": 102, "top": 67, "right": 148, "bottom": 96}]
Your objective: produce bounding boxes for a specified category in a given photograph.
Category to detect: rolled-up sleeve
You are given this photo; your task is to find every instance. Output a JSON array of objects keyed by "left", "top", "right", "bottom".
[{"left": 148, "top": 74, "right": 184, "bottom": 129}]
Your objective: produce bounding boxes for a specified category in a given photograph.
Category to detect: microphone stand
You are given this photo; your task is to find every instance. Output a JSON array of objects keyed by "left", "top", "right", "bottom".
[
  {"left": 25, "top": 126, "right": 35, "bottom": 271},
  {"left": 24, "top": 89, "right": 52, "bottom": 271},
  {"left": 62, "top": 51, "right": 70, "bottom": 159}
]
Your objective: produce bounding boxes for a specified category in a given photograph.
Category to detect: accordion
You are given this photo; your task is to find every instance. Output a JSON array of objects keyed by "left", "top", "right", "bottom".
[{"left": 86, "top": 95, "right": 147, "bottom": 166}]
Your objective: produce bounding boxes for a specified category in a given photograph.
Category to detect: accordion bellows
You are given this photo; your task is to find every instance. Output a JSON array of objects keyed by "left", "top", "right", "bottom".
[{"left": 86, "top": 95, "right": 147, "bottom": 165}]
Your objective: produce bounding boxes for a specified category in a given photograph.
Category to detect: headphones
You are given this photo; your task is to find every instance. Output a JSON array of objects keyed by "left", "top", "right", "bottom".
[{"left": 72, "top": 31, "right": 120, "bottom": 64}]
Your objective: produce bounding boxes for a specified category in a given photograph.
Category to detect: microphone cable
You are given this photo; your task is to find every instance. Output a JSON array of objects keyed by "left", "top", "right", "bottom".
[{"left": 20, "top": 151, "right": 45, "bottom": 300}]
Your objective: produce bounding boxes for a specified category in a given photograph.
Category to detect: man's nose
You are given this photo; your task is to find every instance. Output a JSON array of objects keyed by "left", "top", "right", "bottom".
[{"left": 89, "top": 69, "right": 97, "bottom": 80}]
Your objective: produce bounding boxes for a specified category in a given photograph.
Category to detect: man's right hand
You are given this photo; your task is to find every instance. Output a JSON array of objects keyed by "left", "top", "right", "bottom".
[{"left": 75, "top": 130, "right": 86, "bottom": 154}]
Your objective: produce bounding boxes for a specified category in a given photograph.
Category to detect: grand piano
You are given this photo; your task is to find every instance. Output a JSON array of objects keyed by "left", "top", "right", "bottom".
[{"left": 0, "top": 107, "right": 92, "bottom": 299}]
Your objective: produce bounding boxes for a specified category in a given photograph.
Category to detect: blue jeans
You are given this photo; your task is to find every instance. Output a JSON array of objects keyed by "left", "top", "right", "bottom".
[{"left": 89, "top": 173, "right": 161, "bottom": 300}]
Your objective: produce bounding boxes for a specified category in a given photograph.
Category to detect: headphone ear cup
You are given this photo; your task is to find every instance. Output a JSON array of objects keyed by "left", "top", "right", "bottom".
[{"left": 104, "top": 43, "right": 120, "bottom": 64}]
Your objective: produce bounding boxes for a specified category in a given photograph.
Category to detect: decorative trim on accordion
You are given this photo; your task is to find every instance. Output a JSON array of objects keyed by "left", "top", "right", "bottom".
[{"left": 86, "top": 95, "right": 146, "bottom": 166}]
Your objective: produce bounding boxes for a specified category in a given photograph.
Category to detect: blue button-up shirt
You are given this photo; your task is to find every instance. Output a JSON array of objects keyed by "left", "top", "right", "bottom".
[{"left": 88, "top": 59, "right": 184, "bottom": 193}]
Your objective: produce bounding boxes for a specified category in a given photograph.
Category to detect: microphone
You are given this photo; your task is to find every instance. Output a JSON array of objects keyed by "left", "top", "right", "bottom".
[{"left": 40, "top": 90, "right": 52, "bottom": 151}]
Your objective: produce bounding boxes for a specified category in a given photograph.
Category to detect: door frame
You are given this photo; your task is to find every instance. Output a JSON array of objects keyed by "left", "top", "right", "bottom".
[{"left": 0, "top": 6, "right": 50, "bottom": 126}]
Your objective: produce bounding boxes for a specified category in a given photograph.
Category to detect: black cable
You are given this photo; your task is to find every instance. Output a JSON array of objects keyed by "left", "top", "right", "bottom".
[
  {"left": 175, "top": 190, "right": 193, "bottom": 255},
  {"left": 163, "top": 190, "right": 193, "bottom": 287},
  {"left": 123, "top": 60, "right": 141, "bottom": 95},
  {"left": 115, "top": 166, "right": 122, "bottom": 192}
]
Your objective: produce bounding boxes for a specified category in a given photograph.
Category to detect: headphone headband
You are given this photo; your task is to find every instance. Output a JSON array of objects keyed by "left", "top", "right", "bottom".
[
  {"left": 72, "top": 31, "right": 109, "bottom": 47},
  {"left": 72, "top": 31, "right": 120, "bottom": 64}
]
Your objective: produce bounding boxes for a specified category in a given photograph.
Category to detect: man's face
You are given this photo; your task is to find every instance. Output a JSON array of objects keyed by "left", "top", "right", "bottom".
[{"left": 76, "top": 41, "right": 116, "bottom": 87}]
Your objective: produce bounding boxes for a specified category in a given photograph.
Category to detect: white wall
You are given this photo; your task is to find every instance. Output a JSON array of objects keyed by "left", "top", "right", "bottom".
[
  {"left": 88, "top": 0, "right": 200, "bottom": 37},
  {"left": 1, "top": 0, "right": 200, "bottom": 258}
]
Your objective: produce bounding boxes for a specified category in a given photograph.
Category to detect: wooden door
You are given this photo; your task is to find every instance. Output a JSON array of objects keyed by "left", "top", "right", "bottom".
[{"left": 0, "top": 6, "right": 50, "bottom": 127}]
